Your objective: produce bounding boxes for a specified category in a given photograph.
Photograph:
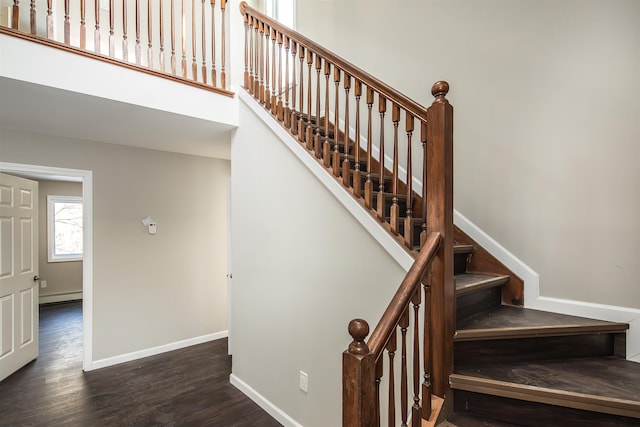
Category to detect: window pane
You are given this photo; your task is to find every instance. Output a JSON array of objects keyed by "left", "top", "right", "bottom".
[{"left": 53, "top": 201, "right": 83, "bottom": 256}]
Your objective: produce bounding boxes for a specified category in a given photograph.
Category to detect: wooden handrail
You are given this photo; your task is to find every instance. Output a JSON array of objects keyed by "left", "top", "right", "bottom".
[
  {"left": 368, "top": 231, "right": 441, "bottom": 356},
  {"left": 239, "top": 1, "right": 429, "bottom": 122}
]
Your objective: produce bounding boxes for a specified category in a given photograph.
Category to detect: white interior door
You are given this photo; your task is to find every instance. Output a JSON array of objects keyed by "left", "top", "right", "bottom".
[{"left": 0, "top": 172, "right": 38, "bottom": 382}]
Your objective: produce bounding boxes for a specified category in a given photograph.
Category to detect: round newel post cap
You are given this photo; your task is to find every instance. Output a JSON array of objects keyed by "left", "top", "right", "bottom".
[
  {"left": 431, "top": 81, "right": 450, "bottom": 100},
  {"left": 348, "top": 319, "right": 370, "bottom": 355}
]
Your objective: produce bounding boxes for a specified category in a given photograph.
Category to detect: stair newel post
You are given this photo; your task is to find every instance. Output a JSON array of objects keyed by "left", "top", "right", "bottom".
[
  {"left": 332, "top": 67, "right": 342, "bottom": 177},
  {"left": 271, "top": 27, "right": 278, "bottom": 115},
  {"left": 411, "top": 287, "right": 422, "bottom": 424},
  {"left": 376, "top": 95, "right": 387, "bottom": 221},
  {"left": 425, "top": 81, "right": 454, "bottom": 400},
  {"left": 342, "top": 74, "right": 352, "bottom": 187},
  {"left": 29, "top": 0, "right": 35, "bottom": 35},
  {"left": 94, "top": 0, "right": 101, "bottom": 53},
  {"left": 277, "top": 32, "right": 284, "bottom": 121},
  {"left": 364, "top": 87, "right": 374, "bottom": 209},
  {"left": 322, "top": 61, "right": 332, "bottom": 167},
  {"left": 353, "top": 80, "right": 363, "bottom": 198},
  {"left": 263, "top": 23, "right": 270, "bottom": 109},
  {"left": 422, "top": 279, "right": 433, "bottom": 419},
  {"left": 313, "top": 55, "right": 323, "bottom": 158},
  {"left": 46, "top": 0, "right": 53, "bottom": 39},
  {"left": 375, "top": 356, "right": 383, "bottom": 426},
  {"left": 11, "top": 1, "right": 19, "bottom": 31},
  {"left": 64, "top": 0, "right": 70, "bottom": 44},
  {"left": 419, "top": 120, "right": 428, "bottom": 247},
  {"left": 390, "top": 103, "right": 400, "bottom": 234},
  {"left": 343, "top": 319, "right": 376, "bottom": 427},
  {"left": 283, "top": 36, "right": 290, "bottom": 127},
  {"left": 404, "top": 113, "right": 415, "bottom": 249},
  {"left": 304, "top": 48, "right": 314, "bottom": 148}
]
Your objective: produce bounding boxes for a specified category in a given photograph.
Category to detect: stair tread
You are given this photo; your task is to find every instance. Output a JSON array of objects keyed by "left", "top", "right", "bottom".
[
  {"left": 451, "top": 357, "right": 640, "bottom": 418},
  {"left": 456, "top": 305, "right": 629, "bottom": 340},
  {"left": 453, "top": 244, "right": 474, "bottom": 254},
  {"left": 455, "top": 273, "right": 510, "bottom": 296},
  {"left": 446, "top": 414, "right": 521, "bottom": 427}
]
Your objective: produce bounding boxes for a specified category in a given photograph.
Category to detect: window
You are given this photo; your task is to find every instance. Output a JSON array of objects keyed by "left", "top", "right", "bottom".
[
  {"left": 265, "top": 0, "right": 295, "bottom": 28},
  {"left": 48, "top": 195, "right": 83, "bottom": 262}
]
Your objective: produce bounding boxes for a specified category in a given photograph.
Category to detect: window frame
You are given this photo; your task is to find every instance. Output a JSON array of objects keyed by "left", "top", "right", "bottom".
[{"left": 47, "top": 195, "right": 83, "bottom": 263}]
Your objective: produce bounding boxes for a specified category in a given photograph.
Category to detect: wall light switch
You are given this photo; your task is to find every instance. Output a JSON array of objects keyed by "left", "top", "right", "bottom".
[
  {"left": 299, "top": 371, "right": 308, "bottom": 393},
  {"left": 40, "top": 280, "right": 47, "bottom": 288}
]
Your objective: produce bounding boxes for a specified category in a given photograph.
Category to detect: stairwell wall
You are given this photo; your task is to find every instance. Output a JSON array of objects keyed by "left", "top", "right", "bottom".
[{"left": 296, "top": 0, "right": 640, "bottom": 313}]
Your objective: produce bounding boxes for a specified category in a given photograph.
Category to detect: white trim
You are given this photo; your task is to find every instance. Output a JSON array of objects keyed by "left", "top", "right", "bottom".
[
  {"left": 240, "top": 91, "right": 414, "bottom": 271},
  {"left": 453, "top": 209, "right": 639, "bottom": 362},
  {"left": 0, "top": 162, "right": 94, "bottom": 371},
  {"left": 230, "top": 374, "right": 304, "bottom": 427},
  {"left": 39, "top": 291, "right": 83, "bottom": 305},
  {"left": 91, "top": 331, "right": 228, "bottom": 370}
]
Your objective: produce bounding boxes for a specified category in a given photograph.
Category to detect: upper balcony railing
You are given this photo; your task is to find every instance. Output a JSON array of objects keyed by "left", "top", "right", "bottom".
[{"left": 1, "top": 0, "right": 232, "bottom": 95}]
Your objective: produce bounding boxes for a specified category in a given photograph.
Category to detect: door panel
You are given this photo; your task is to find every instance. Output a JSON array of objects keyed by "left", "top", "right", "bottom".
[{"left": 0, "top": 173, "right": 38, "bottom": 382}]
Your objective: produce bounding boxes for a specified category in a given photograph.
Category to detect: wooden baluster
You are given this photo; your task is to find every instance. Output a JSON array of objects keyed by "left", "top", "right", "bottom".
[
  {"left": 109, "top": 0, "right": 115, "bottom": 57},
  {"left": 46, "top": 0, "right": 53, "bottom": 39},
  {"left": 263, "top": 24, "right": 270, "bottom": 108},
  {"left": 390, "top": 103, "right": 400, "bottom": 234},
  {"left": 277, "top": 33, "right": 284, "bottom": 121},
  {"left": 160, "top": 0, "right": 165, "bottom": 71},
  {"left": 170, "top": 0, "right": 177, "bottom": 73},
  {"left": 137, "top": 0, "right": 142, "bottom": 65},
  {"left": 332, "top": 67, "right": 341, "bottom": 177},
  {"left": 180, "top": 0, "right": 186, "bottom": 76},
  {"left": 296, "top": 45, "right": 305, "bottom": 141},
  {"left": 364, "top": 87, "right": 374, "bottom": 209},
  {"left": 420, "top": 120, "right": 427, "bottom": 247},
  {"left": 95, "top": 0, "right": 101, "bottom": 53},
  {"left": 211, "top": 0, "right": 217, "bottom": 86},
  {"left": 271, "top": 28, "right": 278, "bottom": 116},
  {"left": 313, "top": 55, "right": 322, "bottom": 158},
  {"left": 200, "top": 0, "right": 206, "bottom": 83},
  {"left": 220, "top": 0, "right": 226, "bottom": 89},
  {"left": 242, "top": 9, "right": 248, "bottom": 89},
  {"left": 404, "top": 114, "right": 415, "bottom": 249},
  {"left": 122, "top": 0, "right": 128, "bottom": 61},
  {"left": 375, "top": 357, "right": 383, "bottom": 427},
  {"left": 147, "top": 0, "right": 154, "bottom": 67},
  {"left": 289, "top": 41, "right": 297, "bottom": 134},
  {"left": 412, "top": 288, "right": 422, "bottom": 425},
  {"left": 253, "top": 18, "right": 259, "bottom": 96},
  {"left": 29, "top": 0, "right": 35, "bottom": 35},
  {"left": 283, "top": 36, "right": 290, "bottom": 127},
  {"left": 343, "top": 319, "right": 376, "bottom": 427},
  {"left": 387, "top": 329, "right": 397, "bottom": 427},
  {"left": 353, "top": 80, "right": 362, "bottom": 198},
  {"left": 191, "top": 0, "right": 196, "bottom": 79},
  {"left": 422, "top": 280, "right": 432, "bottom": 419},
  {"left": 11, "top": 1, "right": 19, "bottom": 31},
  {"left": 400, "top": 307, "right": 409, "bottom": 427},
  {"left": 342, "top": 74, "right": 352, "bottom": 187},
  {"left": 304, "top": 49, "right": 313, "bottom": 148},
  {"left": 79, "top": 0, "right": 85, "bottom": 47},
  {"left": 377, "top": 96, "right": 387, "bottom": 220},
  {"left": 64, "top": 0, "right": 70, "bottom": 44},
  {"left": 322, "top": 61, "right": 331, "bottom": 168}
]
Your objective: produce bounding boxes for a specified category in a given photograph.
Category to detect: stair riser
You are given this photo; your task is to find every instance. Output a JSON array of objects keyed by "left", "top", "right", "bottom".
[
  {"left": 454, "top": 390, "right": 640, "bottom": 427},
  {"left": 456, "top": 286, "right": 501, "bottom": 324},
  {"left": 455, "top": 333, "right": 625, "bottom": 365}
]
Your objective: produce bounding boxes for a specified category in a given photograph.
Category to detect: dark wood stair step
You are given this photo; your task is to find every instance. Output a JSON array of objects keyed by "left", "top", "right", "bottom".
[
  {"left": 456, "top": 273, "right": 510, "bottom": 297},
  {"left": 447, "top": 413, "right": 522, "bottom": 427},
  {"left": 455, "top": 305, "right": 629, "bottom": 342},
  {"left": 451, "top": 357, "right": 640, "bottom": 420}
]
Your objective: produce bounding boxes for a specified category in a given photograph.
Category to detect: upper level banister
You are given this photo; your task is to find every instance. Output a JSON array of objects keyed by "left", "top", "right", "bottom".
[
  {"left": 239, "top": 1, "right": 430, "bottom": 122},
  {"left": 367, "top": 231, "right": 442, "bottom": 357}
]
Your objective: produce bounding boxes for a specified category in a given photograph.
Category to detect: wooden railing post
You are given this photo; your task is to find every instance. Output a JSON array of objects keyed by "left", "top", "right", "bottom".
[
  {"left": 425, "top": 81, "right": 454, "bottom": 399},
  {"left": 343, "top": 319, "right": 376, "bottom": 427}
]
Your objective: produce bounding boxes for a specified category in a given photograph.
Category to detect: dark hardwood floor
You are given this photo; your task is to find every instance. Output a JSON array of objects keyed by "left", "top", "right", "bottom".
[{"left": 0, "top": 301, "right": 281, "bottom": 426}]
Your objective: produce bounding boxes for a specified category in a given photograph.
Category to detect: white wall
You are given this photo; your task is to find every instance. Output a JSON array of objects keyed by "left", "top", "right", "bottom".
[
  {"left": 296, "top": 0, "right": 640, "bottom": 310},
  {"left": 0, "top": 128, "right": 230, "bottom": 362},
  {"left": 230, "top": 100, "right": 406, "bottom": 426}
]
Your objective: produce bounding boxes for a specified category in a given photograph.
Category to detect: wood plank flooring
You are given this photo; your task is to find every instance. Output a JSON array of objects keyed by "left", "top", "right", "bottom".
[{"left": 0, "top": 301, "right": 282, "bottom": 426}]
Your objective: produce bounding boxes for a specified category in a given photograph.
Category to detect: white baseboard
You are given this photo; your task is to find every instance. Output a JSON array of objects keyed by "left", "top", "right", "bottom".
[
  {"left": 230, "top": 374, "right": 304, "bottom": 427},
  {"left": 454, "top": 209, "right": 640, "bottom": 362},
  {"left": 39, "top": 291, "right": 83, "bottom": 305},
  {"left": 89, "top": 330, "right": 228, "bottom": 371}
]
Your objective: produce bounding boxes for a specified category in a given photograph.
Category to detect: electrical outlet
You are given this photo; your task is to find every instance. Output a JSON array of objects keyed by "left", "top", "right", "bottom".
[
  {"left": 299, "top": 371, "right": 308, "bottom": 393},
  {"left": 40, "top": 280, "right": 47, "bottom": 288}
]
